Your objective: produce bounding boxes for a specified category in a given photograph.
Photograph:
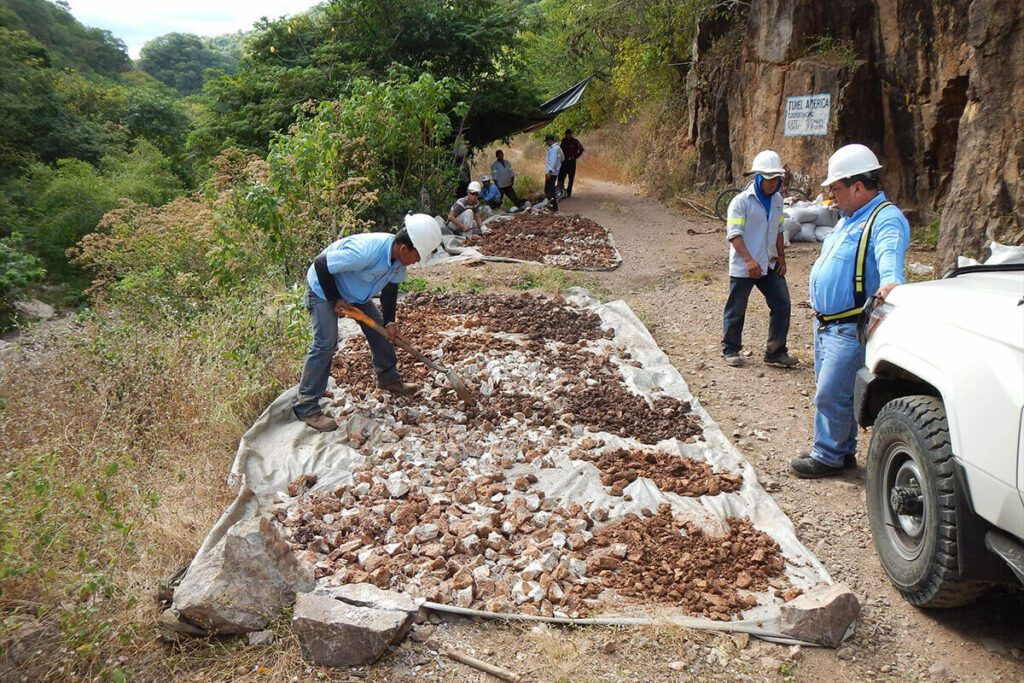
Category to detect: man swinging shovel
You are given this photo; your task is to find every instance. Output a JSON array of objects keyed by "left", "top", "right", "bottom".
[{"left": 293, "top": 214, "right": 443, "bottom": 432}]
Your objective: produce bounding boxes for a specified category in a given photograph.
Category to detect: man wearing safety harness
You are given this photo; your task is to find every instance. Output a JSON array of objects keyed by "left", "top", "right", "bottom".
[
  {"left": 293, "top": 214, "right": 443, "bottom": 432},
  {"left": 791, "top": 144, "right": 910, "bottom": 478},
  {"left": 722, "top": 150, "right": 798, "bottom": 369}
]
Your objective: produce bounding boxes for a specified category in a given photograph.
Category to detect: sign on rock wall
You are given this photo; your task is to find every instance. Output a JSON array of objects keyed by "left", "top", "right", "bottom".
[{"left": 784, "top": 94, "right": 831, "bottom": 137}]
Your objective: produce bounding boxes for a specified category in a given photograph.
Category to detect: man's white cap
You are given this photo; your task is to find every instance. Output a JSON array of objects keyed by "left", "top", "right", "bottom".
[
  {"left": 750, "top": 150, "right": 785, "bottom": 178},
  {"left": 482, "top": 174, "right": 491, "bottom": 182},
  {"left": 404, "top": 213, "right": 443, "bottom": 259},
  {"left": 467, "top": 180, "right": 483, "bottom": 193},
  {"left": 822, "top": 143, "right": 882, "bottom": 186}
]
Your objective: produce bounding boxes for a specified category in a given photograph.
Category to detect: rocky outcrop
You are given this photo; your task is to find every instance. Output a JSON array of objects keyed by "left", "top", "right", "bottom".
[{"left": 687, "top": 0, "right": 1022, "bottom": 265}]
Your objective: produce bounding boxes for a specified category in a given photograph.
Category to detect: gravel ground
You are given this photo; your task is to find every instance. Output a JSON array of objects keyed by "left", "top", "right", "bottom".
[{"left": 343, "top": 150, "right": 1024, "bottom": 682}]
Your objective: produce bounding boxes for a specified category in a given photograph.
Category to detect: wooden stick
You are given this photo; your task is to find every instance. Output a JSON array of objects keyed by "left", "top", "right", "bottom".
[{"left": 442, "top": 648, "right": 521, "bottom": 682}]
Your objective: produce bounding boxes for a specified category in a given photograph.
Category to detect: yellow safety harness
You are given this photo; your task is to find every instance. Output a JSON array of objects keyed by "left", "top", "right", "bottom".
[{"left": 816, "top": 200, "right": 893, "bottom": 324}]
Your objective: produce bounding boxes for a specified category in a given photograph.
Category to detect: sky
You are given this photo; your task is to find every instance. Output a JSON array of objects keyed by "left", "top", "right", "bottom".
[{"left": 66, "top": 0, "right": 325, "bottom": 59}]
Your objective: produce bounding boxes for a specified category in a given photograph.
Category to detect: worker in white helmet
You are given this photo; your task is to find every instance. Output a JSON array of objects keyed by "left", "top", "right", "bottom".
[
  {"left": 721, "top": 150, "right": 799, "bottom": 369},
  {"left": 792, "top": 143, "right": 910, "bottom": 478},
  {"left": 293, "top": 214, "right": 444, "bottom": 431},
  {"left": 447, "top": 180, "right": 484, "bottom": 235}
]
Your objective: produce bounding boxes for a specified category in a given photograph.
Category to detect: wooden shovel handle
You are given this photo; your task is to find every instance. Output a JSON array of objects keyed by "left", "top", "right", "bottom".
[{"left": 338, "top": 303, "right": 445, "bottom": 372}]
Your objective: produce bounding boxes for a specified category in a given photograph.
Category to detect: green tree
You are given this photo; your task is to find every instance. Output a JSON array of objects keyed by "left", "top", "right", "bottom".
[
  {"left": 138, "top": 32, "right": 235, "bottom": 95},
  {"left": 0, "top": 231, "right": 44, "bottom": 313},
  {"left": 189, "top": 0, "right": 534, "bottom": 162},
  {"left": 0, "top": 0, "right": 129, "bottom": 76}
]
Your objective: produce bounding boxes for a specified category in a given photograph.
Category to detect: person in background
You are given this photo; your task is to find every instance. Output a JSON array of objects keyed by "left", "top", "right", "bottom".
[
  {"left": 294, "top": 215, "right": 443, "bottom": 431},
  {"left": 543, "top": 133, "right": 564, "bottom": 212},
  {"left": 557, "top": 129, "right": 584, "bottom": 198},
  {"left": 491, "top": 149, "right": 522, "bottom": 208},
  {"left": 454, "top": 156, "right": 471, "bottom": 199},
  {"left": 480, "top": 175, "right": 502, "bottom": 209},
  {"left": 447, "top": 181, "right": 484, "bottom": 235},
  {"left": 791, "top": 144, "right": 910, "bottom": 479},
  {"left": 721, "top": 149, "right": 799, "bottom": 370}
]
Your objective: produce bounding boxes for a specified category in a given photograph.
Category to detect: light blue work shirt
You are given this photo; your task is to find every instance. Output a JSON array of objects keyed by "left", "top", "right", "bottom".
[
  {"left": 481, "top": 182, "right": 501, "bottom": 203},
  {"left": 726, "top": 181, "right": 784, "bottom": 278},
  {"left": 809, "top": 192, "right": 910, "bottom": 315},
  {"left": 305, "top": 232, "right": 406, "bottom": 304}
]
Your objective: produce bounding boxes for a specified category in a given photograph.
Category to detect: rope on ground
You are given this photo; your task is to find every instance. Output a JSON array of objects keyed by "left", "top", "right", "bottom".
[{"left": 420, "top": 600, "right": 821, "bottom": 647}]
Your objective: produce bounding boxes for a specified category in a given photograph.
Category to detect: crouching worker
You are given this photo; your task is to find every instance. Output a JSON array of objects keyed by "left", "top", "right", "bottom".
[{"left": 293, "top": 214, "right": 443, "bottom": 431}]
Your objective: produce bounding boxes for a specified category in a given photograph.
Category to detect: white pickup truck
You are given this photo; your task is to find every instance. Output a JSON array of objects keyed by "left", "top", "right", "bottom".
[{"left": 855, "top": 263, "right": 1024, "bottom": 607}]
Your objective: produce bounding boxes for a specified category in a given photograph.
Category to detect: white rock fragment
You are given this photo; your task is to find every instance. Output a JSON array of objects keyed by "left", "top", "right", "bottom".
[{"left": 551, "top": 531, "right": 567, "bottom": 549}]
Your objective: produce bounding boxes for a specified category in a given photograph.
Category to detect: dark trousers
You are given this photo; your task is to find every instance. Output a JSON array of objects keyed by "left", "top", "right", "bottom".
[
  {"left": 498, "top": 184, "right": 521, "bottom": 207},
  {"left": 544, "top": 174, "right": 558, "bottom": 211},
  {"left": 455, "top": 181, "right": 469, "bottom": 200},
  {"left": 557, "top": 158, "right": 577, "bottom": 197},
  {"left": 721, "top": 267, "right": 791, "bottom": 359}
]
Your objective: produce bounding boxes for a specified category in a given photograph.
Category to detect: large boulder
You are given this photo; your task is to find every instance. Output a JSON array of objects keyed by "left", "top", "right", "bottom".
[
  {"left": 291, "top": 586, "right": 418, "bottom": 667},
  {"left": 779, "top": 582, "right": 860, "bottom": 647},
  {"left": 174, "top": 515, "right": 315, "bottom": 634}
]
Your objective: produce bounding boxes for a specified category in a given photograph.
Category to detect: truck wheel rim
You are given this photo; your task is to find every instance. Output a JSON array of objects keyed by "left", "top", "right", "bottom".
[{"left": 882, "top": 444, "right": 927, "bottom": 561}]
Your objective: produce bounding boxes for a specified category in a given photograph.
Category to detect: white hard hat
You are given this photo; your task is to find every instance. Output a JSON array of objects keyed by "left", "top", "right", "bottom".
[
  {"left": 404, "top": 213, "right": 442, "bottom": 258},
  {"left": 821, "top": 143, "right": 882, "bottom": 186},
  {"left": 482, "top": 174, "right": 491, "bottom": 182},
  {"left": 750, "top": 150, "right": 785, "bottom": 178},
  {"left": 467, "top": 181, "right": 483, "bottom": 194}
]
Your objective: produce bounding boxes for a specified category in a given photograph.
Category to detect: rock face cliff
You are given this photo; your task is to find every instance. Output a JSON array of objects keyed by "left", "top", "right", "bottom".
[{"left": 687, "top": 0, "right": 1022, "bottom": 265}]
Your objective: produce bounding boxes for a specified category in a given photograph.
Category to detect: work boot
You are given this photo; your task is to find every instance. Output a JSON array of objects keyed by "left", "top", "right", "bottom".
[
  {"left": 380, "top": 381, "right": 419, "bottom": 396},
  {"left": 790, "top": 454, "right": 843, "bottom": 479},
  {"left": 799, "top": 450, "right": 857, "bottom": 469},
  {"left": 724, "top": 354, "right": 744, "bottom": 367},
  {"left": 298, "top": 413, "right": 338, "bottom": 432},
  {"left": 764, "top": 353, "right": 799, "bottom": 368}
]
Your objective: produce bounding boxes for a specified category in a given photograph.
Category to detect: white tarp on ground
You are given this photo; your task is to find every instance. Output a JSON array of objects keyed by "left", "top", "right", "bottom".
[
  {"left": 416, "top": 211, "right": 623, "bottom": 272},
  {"left": 193, "top": 289, "right": 835, "bottom": 640}
]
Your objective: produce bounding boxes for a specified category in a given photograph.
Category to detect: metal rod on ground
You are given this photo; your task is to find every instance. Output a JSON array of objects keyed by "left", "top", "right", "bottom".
[
  {"left": 443, "top": 648, "right": 521, "bottom": 682},
  {"left": 421, "top": 601, "right": 820, "bottom": 647}
]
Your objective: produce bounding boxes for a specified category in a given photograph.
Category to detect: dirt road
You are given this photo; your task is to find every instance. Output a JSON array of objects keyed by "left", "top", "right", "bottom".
[{"left": 374, "top": 153, "right": 1024, "bottom": 682}]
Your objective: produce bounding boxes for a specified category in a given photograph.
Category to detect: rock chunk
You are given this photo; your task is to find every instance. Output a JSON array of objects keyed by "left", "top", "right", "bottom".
[
  {"left": 779, "top": 582, "right": 860, "bottom": 647},
  {"left": 174, "top": 515, "right": 315, "bottom": 634},
  {"left": 292, "top": 590, "right": 414, "bottom": 667}
]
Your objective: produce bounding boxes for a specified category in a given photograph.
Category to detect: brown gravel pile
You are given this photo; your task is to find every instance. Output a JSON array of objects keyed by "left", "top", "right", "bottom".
[
  {"left": 582, "top": 448, "right": 743, "bottom": 497},
  {"left": 584, "top": 507, "right": 788, "bottom": 620},
  {"left": 330, "top": 293, "right": 703, "bottom": 443},
  {"left": 464, "top": 212, "right": 619, "bottom": 270},
  {"left": 401, "top": 291, "right": 612, "bottom": 345},
  {"left": 278, "top": 466, "right": 603, "bottom": 618},
  {"left": 289, "top": 292, "right": 788, "bottom": 619}
]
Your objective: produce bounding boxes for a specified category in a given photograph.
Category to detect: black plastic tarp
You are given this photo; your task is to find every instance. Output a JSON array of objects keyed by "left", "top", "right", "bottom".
[{"left": 461, "top": 77, "right": 591, "bottom": 148}]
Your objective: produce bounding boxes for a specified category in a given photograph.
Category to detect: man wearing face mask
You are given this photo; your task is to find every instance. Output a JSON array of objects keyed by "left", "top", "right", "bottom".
[
  {"left": 791, "top": 144, "right": 910, "bottom": 478},
  {"left": 721, "top": 150, "right": 799, "bottom": 369}
]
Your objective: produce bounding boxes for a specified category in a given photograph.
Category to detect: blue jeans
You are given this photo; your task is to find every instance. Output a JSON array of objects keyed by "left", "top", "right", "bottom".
[
  {"left": 810, "top": 321, "right": 865, "bottom": 467},
  {"left": 721, "top": 268, "right": 791, "bottom": 358},
  {"left": 293, "top": 289, "right": 401, "bottom": 418}
]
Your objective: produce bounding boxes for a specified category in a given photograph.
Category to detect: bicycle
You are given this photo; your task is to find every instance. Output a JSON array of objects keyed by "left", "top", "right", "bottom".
[{"left": 714, "top": 172, "right": 811, "bottom": 220}]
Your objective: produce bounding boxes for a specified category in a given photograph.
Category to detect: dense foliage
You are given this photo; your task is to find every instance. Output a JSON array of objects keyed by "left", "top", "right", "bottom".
[
  {"left": 187, "top": 0, "right": 536, "bottom": 161},
  {"left": 138, "top": 32, "right": 237, "bottom": 95}
]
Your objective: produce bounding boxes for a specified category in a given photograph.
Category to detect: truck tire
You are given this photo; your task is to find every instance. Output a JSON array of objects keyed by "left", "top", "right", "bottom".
[{"left": 865, "top": 395, "right": 988, "bottom": 607}]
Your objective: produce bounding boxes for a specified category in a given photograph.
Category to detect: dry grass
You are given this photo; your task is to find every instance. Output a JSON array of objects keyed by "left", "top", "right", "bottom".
[{"left": 0, "top": 294, "right": 303, "bottom": 680}]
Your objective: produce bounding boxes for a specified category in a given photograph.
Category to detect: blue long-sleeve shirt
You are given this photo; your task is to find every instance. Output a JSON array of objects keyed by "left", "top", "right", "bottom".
[
  {"left": 809, "top": 192, "right": 910, "bottom": 315},
  {"left": 481, "top": 182, "right": 501, "bottom": 203},
  {"left": 305, "top": 233, "right": 406, "bottom": 304}
]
